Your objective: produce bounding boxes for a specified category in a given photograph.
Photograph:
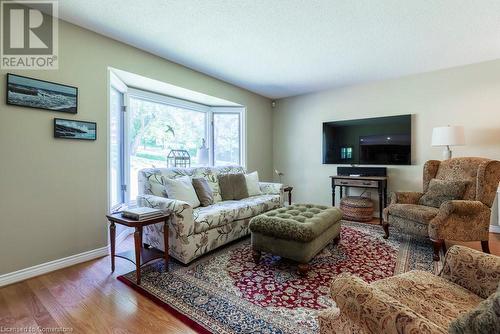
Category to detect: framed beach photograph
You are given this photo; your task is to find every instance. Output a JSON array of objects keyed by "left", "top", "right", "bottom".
[
  {"left": 54, "top": 118, "right": 97, "bottom": 141},
  {"left": 6, "top": 73, "right": 78, "bottom": 113}
]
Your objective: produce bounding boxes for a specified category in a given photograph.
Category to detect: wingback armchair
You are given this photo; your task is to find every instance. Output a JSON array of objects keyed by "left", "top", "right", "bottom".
[
  {"left": 318, "top": 245, "right": 500, "bottom": 334},
  {"left": 383, "top": 157, "right": 500, "bottom": 260}
]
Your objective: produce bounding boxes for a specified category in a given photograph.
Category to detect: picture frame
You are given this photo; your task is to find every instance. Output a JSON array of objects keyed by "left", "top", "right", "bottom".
[
  {"left": 54, "top": 118, "right": 97, "bottom": 141},
  {"left": 6, "top": 73, "right": 78, "bottom": 113}
]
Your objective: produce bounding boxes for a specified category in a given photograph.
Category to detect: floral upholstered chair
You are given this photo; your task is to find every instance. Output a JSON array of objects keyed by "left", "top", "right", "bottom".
[
  {"left": 383, "top": 157, "right": 500, "bottom": 261},
  {"left": 318, "top": 245, "right": 500, "bottom": 334}
]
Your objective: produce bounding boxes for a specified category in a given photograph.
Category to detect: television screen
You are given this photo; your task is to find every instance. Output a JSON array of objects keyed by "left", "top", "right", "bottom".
[{"left": 323, "top": 115, "right": 412, "bottom": 165}]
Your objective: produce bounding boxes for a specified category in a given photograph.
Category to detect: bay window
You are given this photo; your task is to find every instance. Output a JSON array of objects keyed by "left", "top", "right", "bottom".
[
  {"left": 110, "top": 85, "right": 245, "bottom": 205},
  {"left": 213, "top": 111, "right": 242, "bottom": 166}
]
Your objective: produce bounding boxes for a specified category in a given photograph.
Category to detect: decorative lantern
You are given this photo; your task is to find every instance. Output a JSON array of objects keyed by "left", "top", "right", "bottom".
[{"left": 167, "top": 149, "right": 191, "bottom": 168}]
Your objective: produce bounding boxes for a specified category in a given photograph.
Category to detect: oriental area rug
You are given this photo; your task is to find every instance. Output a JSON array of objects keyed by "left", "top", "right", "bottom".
[{"left": 118, "top": 221, "right": 441, "bottom": 334}]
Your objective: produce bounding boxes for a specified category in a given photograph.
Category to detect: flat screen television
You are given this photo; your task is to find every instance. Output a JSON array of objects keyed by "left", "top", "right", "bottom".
[{"left": 323, "top": 115, "right": 412, "bottom": 165}]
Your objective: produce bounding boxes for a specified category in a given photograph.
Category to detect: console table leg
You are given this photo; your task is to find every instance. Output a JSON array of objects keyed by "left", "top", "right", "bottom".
[
  {"left": 134, "top": 227, "right": 142, "bottom": 285},
  {"left": 384, "top": 184, "right": 388, "bottom": 208},
  {"left": 378, "top": 186, "right": 383, "bottom": 224},
  {"left": 332, "top": 185, "right": 336, "bottom": 206},
  {"left": 110, "top": 222, "right": 115, "bottom": 272}
]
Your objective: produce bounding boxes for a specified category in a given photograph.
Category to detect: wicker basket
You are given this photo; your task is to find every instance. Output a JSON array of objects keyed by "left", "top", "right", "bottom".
[{"left": 340, "top": 196, "right": 374, "bottom": 222}]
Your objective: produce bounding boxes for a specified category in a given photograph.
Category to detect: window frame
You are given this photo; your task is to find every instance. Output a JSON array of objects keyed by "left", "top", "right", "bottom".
[
  {"left": 118, "top": 88, "right": 244, "bottom": 205},
  {"left": 211, "top": 107, "right": 245, "bottom": 167},
  {"left": 108, "top": 72, "right": 127, "bottom": 211}
]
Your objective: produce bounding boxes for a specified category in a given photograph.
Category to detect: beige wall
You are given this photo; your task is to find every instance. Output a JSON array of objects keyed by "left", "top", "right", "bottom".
[
  {"left": 0, "top": 20, "right": 273, "bottom": 275},
  {"left": 274, "top": 60, "right": 500, "bottom": 225}
]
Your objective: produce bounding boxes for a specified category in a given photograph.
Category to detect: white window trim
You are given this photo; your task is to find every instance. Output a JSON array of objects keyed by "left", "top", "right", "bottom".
[
  {"left": 211, "top": 106, "right": 246, "bottom": 168},
  {"left": 108, "top": 71, "right": 127, "bottom": 211},
  {"left": 121, "top": 88, "right": 245, "bottom": 204}
]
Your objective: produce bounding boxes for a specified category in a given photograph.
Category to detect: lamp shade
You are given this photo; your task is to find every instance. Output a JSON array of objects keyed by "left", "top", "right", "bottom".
[{"left": 431, "top": 126, "right": 465, "bottom": 147}]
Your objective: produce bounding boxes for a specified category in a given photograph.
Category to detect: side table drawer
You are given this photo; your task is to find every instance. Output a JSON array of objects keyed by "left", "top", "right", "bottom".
[{"left": 334, "top": 179, "right": 378, "bottom": 187}]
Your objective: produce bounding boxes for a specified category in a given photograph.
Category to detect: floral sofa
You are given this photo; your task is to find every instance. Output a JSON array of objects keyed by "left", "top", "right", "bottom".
[
  {"left": 318, "top": 245, "right": 500, "bottom": 334},
  {"left": 137, "top": 166, "right": 284, "bottom": 264}
]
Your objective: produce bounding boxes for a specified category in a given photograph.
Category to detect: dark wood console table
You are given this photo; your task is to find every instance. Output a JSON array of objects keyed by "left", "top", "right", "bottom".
[
  {"left": 106, "top": 212, "right": 170, "bottom": 285},
  {"left": 330, "top": 175, "right": 388, "bottom": 223}
]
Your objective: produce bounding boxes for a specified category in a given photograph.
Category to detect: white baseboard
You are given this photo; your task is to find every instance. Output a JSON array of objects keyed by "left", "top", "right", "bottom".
[
  {"left": 0, "top": 229, "right": 134, "bottom": 288},
  {"left": 0, "top": 230, "right": 132, "bottom": 288},
  {"left": 0, "top": 246, "right": 108, "bottom": 287},
  {"left": 490, "top": 225, "right": 500, "bottom": 234}
]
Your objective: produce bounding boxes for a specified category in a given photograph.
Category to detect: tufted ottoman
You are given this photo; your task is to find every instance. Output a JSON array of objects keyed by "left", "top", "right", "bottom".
[{"left": 249, "top": 204, "right": 343, "bottom": 275}]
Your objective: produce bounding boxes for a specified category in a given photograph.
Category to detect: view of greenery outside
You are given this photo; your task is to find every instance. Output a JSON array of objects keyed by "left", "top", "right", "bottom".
[
  {"left": 214, "top": 113, "right": 240, "bottom": 166},
  {"left": 128, "top": 97, "right": 206, "bottom": 199}
]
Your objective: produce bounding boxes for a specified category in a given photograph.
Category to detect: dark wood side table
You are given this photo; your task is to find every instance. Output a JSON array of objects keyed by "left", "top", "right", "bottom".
[
  {"left": 106, "top": 212, "right": 170, "bottom": 285},
  {"left": 329, "top": 175, "right": 388, "bottom": 224},
  {"left": 284, "top": 186, "right": 293, "bottom": 205}
]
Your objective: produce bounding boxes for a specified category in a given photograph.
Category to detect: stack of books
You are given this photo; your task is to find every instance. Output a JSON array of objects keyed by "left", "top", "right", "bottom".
[{"left": 121, "top": 207, "right": 163, "bottom": 220}]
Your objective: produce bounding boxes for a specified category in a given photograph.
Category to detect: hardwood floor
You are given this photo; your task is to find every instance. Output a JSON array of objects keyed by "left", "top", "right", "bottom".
[
  {"left": 1, "top": 227, "right": 499, "bottom": 333},
  {"left": 0, "top": 237, "right": 195, "bottom": 334}
]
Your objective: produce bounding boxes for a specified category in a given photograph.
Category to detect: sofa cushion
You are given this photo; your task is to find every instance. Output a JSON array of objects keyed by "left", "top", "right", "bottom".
[
  {"left": 245, "top": 171, "right": 262, "bottom": 196},
  {"left": 218, "top": 173, "right": 249, "bottom": 200},
  {"left": 192, "top": 167, "right": 244, "bottom": 203},
  {"left": 139, "top": 166, "right": 246, "bottom": 203},
  {"left": 163, "top": 176, "right": 200, "bottom": 208},
  {"left": 192, "top": 177, "right": 214, "bottom": 207},
  {"left": 372, "top": 270, "right": 483, "bottom": 330},
  {"left": 419, "top": 178, "right": 468, "bottom": 208},
  {"left": 193, "top": 194, "right": 281, "bottom": 233},
  {"left": 387, "top": 203, "right": 440, "bottom": 224},
  {"left": 449, "top": 284, "right": 500, "bottom": 334}
]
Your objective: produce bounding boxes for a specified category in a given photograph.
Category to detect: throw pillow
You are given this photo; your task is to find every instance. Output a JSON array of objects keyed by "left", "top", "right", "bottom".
[
  {"left": 192, "top": 177, "right": 214, "bottom": 207},
  {"left": 163, "top": 176, "right": 200, "bottom": 208},
  {"left": 245, "top": 171, "right": 262, "bottom": 197},
  {"left": 448, "top": 284, "right": 500, "bottom": 334},
  {"left": 218, "top": 173, "right": 249, "bottom": 201},
  {"left": 418, "top": 178, "right": 468, "bottom": 208},
  {"left": 232, "top": 173, "right": 249, "bottom": 200}
]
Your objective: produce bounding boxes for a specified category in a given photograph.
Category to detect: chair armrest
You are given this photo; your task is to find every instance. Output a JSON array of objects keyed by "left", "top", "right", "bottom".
[
  {"left": 438, "top": 200, "right": 488, "bottom": 216},
  {"left": 439, "top": 245, "right": 500, "bottom": 299},
  {"left": 390, "top": 191, "right": 424, "bottom": 205},
  {"left": 259, "top": 182, "right": 283, "bottom": 195},
  {"left": 259, "top": 182, "right": 285, "bottom": 205},
  {"left": 329, "top": 273, "right": 446, "bottom": 334},
  {"left": 429, "top": 200, "right": 491, "bottom": 241},
  {"left": 137, "top": 194, "right": 195, "bottom": 239}
]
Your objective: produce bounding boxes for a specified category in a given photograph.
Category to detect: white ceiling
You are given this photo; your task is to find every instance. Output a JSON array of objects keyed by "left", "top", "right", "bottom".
[{"left": 57, "top": 0, "right": 500, "bottom": 98}]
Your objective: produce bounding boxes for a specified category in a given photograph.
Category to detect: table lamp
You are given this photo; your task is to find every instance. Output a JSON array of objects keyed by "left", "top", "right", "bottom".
[
  {"left": 431, "top": 126, "right": 465, "bottom": 160},
  {"left": 274, "top": 169, "right": 284, "bottom": 183}
]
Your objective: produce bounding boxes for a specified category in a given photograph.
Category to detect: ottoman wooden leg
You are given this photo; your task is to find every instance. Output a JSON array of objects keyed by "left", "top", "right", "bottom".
[
  {"left": 252, "top": 249, "right": 261, "bottom": 263},
  {"left": 333, "top": 235, "right": 340, "bottom": 244},
  {"left": 297, "top": 264, "right": 310, "bottom": 276}
]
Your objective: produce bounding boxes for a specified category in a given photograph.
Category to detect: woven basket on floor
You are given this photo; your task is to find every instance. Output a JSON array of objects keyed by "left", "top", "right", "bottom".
[{"left": 340, "top": 196, "right": 374, "bottom": 222}]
